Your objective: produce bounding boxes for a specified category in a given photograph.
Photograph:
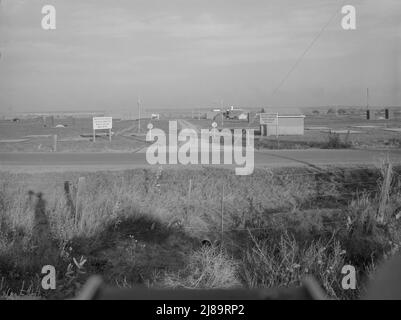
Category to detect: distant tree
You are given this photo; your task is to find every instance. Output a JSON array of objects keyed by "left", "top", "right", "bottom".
[
  {"left": 312, "top": 110, "right": 320, "bottom": 115},
  {"left": 260, "top": 108, "right": 265, "bottom": 113},
  {"left": 337, "top": 109, "right": 347, "bottom": 115},
  {"left": 327, "top": 108, "right": 336, "bottom": 115}
]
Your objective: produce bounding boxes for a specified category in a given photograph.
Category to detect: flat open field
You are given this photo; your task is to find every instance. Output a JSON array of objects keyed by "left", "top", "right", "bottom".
[
  {"left": 0, "top": 118, "right": 172, "bottom": 152},
  {"left": 2, "top": 112, "right": 401, "bottom": 153}
]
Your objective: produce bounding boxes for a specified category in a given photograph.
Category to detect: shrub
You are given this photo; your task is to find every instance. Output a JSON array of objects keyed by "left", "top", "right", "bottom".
[{"left": 323, "top": 132, "right": 352, "bottom": 149}]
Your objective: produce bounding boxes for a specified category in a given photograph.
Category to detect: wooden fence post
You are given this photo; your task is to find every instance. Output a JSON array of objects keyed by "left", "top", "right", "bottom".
[
  {"left": 377, "top": 160, "right": 392, "bottom": 224},
  {"left": 64, "top": 181, "right": 76, "bottom": 219},
  {"left": 53, "top": 134, "right": 57, "bottom": 152},
  {"left": 220, "top": 184, "right": 225, "bottom": 247},
  {"left": 76, "top": 177, "right": 86, "bottom": 229}
]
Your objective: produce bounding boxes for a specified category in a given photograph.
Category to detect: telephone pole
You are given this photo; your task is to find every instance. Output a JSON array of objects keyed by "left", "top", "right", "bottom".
[
  {"left": 365, "top": 88, "right": 371, "bottom": 120},
  {"left": 220, "top": 99, "right": 224, "bottom": 126},
  {"left": 137, "top": 97, "right": 141, "bottom": 133}
]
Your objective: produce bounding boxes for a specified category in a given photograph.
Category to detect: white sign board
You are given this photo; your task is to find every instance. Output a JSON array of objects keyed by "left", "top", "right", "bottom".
[
  {"left": 93, "top": 117, "right": 112, "bottom": 130},
  {"left": 260, "top": 113, "right": 278, "bottom": 125}
]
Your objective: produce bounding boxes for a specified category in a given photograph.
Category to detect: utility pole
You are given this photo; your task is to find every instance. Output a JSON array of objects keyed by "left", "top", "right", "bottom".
[
  {"left": 137, "top": 97, "right": 141, "bottom": 133},
  {"left": 366, "top": 88, "right": 370, "bottom": 120},
  {"left": 220, "top": 99, "right": 224, "bottom": 126}
]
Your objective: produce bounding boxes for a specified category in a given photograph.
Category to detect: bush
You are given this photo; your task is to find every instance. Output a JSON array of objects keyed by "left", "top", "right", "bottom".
[{"left": 323, "top": 132, "right": 352, "bottom": 149}]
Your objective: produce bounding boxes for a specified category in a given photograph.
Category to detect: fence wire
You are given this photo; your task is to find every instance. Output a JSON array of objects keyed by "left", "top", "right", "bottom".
[{"left": 2, "top": 167, "right": 398, "bottom": 235}]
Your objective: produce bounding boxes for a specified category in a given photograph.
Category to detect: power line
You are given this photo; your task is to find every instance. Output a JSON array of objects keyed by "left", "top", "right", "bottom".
[{"left": 270, "top": 1, "right": 347, "bottom": 96}]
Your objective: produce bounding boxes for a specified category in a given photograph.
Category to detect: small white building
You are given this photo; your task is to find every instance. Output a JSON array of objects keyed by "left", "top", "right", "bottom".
[{"left": 260, "top": 107, "right": 305, "bottom": 136}]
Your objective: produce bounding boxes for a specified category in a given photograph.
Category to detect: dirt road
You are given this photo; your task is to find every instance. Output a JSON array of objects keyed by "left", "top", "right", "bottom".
[{"left": 1, "top": 149, "right": 400, "bottom": 173}]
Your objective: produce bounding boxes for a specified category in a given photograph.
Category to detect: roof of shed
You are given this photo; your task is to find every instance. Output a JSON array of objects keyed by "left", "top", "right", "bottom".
[{"left": 262, "top": 107, "right": 304, "bottom": 116}]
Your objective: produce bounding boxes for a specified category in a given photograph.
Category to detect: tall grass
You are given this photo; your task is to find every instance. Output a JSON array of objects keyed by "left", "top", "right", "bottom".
[
  {"left": 241, "top": 232, "right": 346, "bottom": 298},
  {"left": 161, "top": 246, "right": 240, "bottom": 289},
  {"left": 0, "top": 164, "right": 400, "bottom": 299}
]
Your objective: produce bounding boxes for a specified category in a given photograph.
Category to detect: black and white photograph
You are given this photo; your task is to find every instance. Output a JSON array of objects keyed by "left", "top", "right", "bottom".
[{"left": 0, "top": 0, "right": 401, "bottom": 306}]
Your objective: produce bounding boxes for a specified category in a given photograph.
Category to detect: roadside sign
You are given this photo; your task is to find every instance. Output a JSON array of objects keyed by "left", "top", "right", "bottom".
[
  {"left": 260, "top": 113, "right": 278, "bottom": 125},
  {"left": 93, "top": 117, "right": 112, "bottom": 130},
  {"left": 92, "top": 117, "right": 112, "bottom": 142}
]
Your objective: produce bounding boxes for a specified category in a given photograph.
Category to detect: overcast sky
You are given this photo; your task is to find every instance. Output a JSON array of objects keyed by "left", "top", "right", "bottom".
[{"left": 0, "top": 0, "right": 400, "bottom": 112}]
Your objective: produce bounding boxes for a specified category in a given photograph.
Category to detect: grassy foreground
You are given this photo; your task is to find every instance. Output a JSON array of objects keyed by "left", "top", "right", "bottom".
[{"left": 0, "top": 164, "right": 400, "bottom": 299}]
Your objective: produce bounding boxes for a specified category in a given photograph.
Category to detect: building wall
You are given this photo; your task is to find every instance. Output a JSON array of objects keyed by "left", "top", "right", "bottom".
[{"left": 265, "top": 116, "right": 304, "bottom": 135}]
